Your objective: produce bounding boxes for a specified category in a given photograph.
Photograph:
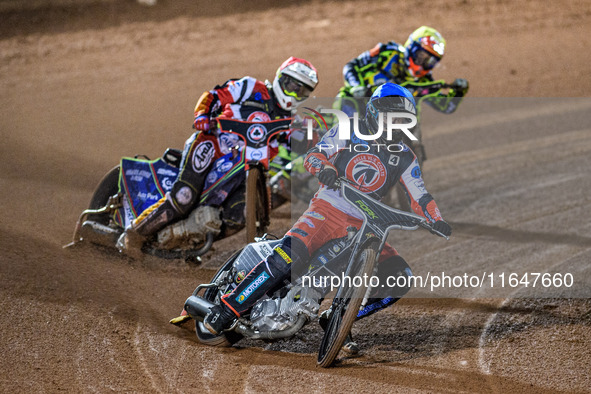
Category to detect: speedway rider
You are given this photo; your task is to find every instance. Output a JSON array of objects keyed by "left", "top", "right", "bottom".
[
  {"left": 117, "top": 57, "right": 318, "bottom": 254},
  {"left": 338, "top": 26, "right": 469, "bottom": 159},
  {"left": 203, "top": 83, "right": 452, "bottom": 353}
]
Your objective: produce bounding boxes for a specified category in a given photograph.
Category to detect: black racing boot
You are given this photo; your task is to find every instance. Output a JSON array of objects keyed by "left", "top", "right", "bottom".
[
  {"left": 203, "top": 304, "right": 237, "bottom": 335},
  {"left": 318, "top": 309, "right": 360, "bottom": 356}
]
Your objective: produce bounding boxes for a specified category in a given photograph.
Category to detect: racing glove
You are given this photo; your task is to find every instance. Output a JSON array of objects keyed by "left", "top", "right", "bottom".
[
  {"left": 317, "top": 166, "right": 338, "bottom": 188},
  {"left": 194, "top": 114, "right": 210, "bottom": 132},
  {"left": 450, "top": 78, "right": 469, "bottom": 97},
  {"left": 432, "top": 220, "right": 452, "bottom": 237}
]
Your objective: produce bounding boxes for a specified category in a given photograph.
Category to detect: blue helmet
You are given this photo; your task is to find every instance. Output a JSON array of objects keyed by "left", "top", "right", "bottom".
[{"left": 365, "top": 83, "right": 417, "bottom": 141}]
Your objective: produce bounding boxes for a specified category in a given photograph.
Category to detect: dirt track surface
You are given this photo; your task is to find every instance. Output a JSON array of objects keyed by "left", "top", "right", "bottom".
[{"left": 1, "top": 0, "right": 590, "bottom": 392}]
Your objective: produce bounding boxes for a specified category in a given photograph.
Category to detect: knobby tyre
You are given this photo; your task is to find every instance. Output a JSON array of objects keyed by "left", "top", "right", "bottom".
[{"left": 317, "top": 243, "right": 379, "bottom": 367}]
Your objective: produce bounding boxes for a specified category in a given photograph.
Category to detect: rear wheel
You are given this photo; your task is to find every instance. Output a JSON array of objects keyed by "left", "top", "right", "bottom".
[
  {"left": 317, "top": 244, "right": 378, "bottom": 367},
  {"left": 195, "top": 249, "right": 244, "bottom": 346},
  {"left": 87, "top": 165, "right": 120, "bottom": 224},
  {"left": 245, "top": 166, "right": 268, "bottom": 243}
]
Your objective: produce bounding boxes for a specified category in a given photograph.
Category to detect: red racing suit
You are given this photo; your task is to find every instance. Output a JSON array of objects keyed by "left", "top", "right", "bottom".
[{"left": 133, "top": 76, "right": 291, "bottom": 236}]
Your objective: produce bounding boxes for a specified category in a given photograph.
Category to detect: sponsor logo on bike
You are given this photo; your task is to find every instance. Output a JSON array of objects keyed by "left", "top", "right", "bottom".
[
  {"left": 157, "top": 168, "right": 178, "bottom": 176},
  {"left": 236, "top": 271, "right": 269, "bottom": 304},
  {"left": 355, "top": 199, "right": 378, "bottom": 219},
  {"left": 250, "top": 149, "right": 263, "bottom": 160},
  {"left": 214, "top": 156, "right": 235, "bottom": 174},
  {"left": 206, "top": 171, "right": 218, "bottom": 184},
  {"left": 219, "top": 133, "right": 240, "bottom": 151},
  {"left": 161, "top": 177, "right": 174, "bottom": 190}
]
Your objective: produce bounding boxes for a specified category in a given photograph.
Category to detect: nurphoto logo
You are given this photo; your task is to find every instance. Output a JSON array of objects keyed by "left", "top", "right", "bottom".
[{"left": 304, "top": 108, "right": 418, "bottom": 142}]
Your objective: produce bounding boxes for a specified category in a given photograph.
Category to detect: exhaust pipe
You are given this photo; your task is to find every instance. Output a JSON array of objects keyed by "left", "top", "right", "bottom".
[{"left": 184, "top": 295, "right": 215, "bottom": 321}]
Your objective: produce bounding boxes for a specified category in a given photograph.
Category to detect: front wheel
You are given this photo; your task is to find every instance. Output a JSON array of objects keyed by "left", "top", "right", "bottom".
[
  {"left": 317, "top": 243, "right": 378, "bottom": 367},
  {"left": 245, "top": 166, "right": 269, "bottom": 243}
]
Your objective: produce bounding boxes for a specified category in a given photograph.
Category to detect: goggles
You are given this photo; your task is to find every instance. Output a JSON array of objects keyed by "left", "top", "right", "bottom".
[
  {"left": 279, "top": 75, "right": 314, "bottom": 101},
  {"left": 412, "top": 47, "right": 440, "bottom": 70}
]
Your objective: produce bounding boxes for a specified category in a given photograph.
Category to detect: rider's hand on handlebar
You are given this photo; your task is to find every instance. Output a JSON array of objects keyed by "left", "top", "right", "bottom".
[
  {"left": 317, "top": 166, "right": 338, "bottom": 188},
  {"left": 194, "top": 115, "right": 210, "bottom": 132},
  {"left": 450, "top": 78, "right": 469, "bottom": 96},
  {"left": 432, "top": 220, "right": 452, "bottom": 237}
]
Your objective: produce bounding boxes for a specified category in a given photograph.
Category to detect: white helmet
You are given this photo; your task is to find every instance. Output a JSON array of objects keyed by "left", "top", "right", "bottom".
[{"left": 273, "top": 57, "right": 318, "bottom": 110}]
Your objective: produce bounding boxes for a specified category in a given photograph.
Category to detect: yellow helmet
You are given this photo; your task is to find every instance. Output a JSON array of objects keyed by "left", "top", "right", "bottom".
[{"left": 404, "top": 26, "right": 446, "bottom": 78}]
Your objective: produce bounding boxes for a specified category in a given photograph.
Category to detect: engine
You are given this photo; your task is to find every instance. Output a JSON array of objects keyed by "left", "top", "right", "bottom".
[
  {"left": 249, "top": 286, "right": 321, "bottom": 332},
  {"left": 156, "top": 206, "right": 221, "bottom": 249}
]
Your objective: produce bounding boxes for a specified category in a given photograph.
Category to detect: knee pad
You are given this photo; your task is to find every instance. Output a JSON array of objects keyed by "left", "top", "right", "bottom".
[{"left": 170, "top": 181, "right": 199, "bottom": 215}]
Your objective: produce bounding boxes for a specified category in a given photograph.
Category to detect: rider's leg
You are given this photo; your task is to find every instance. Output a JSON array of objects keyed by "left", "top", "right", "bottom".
[
  {"left": 136, "top": 132, "right": 220, "bottom": 235},
  {"left": 356, "top": 252, "right": 413, "bottom": 320},
  {"left": 204, "top": 199, "right": 358, "bottom": 335},
  {"left": 117, "top": 133, "right": 220, "bottom": 254}
]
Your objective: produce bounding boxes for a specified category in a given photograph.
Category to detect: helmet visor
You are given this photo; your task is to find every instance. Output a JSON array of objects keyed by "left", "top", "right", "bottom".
[
  {"left": 279, "top": 75, "right": 314, "bottom": 102},
  {"left": 412, "top": 48, "right": 440, "bottom": 70}
]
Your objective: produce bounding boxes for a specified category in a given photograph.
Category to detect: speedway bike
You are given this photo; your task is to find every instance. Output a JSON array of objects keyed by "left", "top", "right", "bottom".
[
  {"left": 173, "top": 178, "right": 448, "bottom": 367},
  {"left": 65, "top": 117, "right": 292, "bottom": 261}
]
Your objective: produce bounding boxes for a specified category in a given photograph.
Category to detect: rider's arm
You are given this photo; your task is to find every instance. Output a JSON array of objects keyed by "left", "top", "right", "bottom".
[
  {"left": 194, "top": 77, "right": 269, "bottom": 126},
  {"left": 343, "top": 43, "right": 385, "bottom": 87},
  {"left": 420, "top": 78, "right": 469, "bottom": 115},
  {"left": 398, "top": 156, "right": 443, "bottom": 223},
  {"left": 303, "top": 125, "right": 345, "bottom": 176}
]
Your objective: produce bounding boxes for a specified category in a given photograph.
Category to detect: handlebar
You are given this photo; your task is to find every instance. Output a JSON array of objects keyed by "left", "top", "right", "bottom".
[
  {"left": 336, "top": 177, "right": 450, "bottom": 240},
  {"left": 358, "top": 80, "right": 453, "bottom": 98},
  {"left": 419, "top": 221, "right": 450, "bottom": 240}
]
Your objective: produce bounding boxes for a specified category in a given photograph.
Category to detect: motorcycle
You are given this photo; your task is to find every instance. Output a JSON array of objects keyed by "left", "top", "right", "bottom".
[
  {"left": 172, "top": 178, "right": 448, "bottom": 367},
  {"left": 64, "top": 118, "right": 292, "bottom": 261}
]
